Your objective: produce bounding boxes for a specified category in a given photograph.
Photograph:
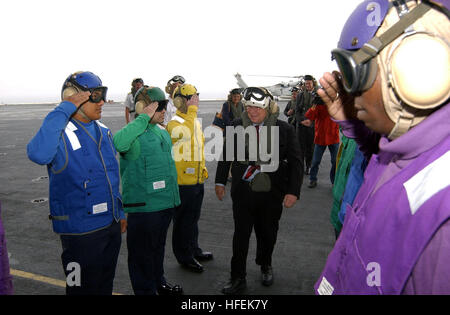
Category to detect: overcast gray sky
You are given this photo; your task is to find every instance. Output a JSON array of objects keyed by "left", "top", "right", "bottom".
[{"left": 0, "top": 0, "right": 361, "bottom": 104}]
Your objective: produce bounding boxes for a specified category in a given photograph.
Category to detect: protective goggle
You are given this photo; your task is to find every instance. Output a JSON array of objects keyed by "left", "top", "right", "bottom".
[
  {"left": 68, "top": 74, "right": 108, "bottom": 103},
  {"left": 243, "top": 87, "right": 273, "bottom": 102},
  {"left": 174, "top": 92, "right": 199, "bottom": 100},
  {"left": 87, "top": 87, "right": 108, "bottom": 103},
  {"left": 331, "top": 48, "right": 378, "bottom": 94},
  {"left": 168, "top": 75, "right": 185, "bottom": 85},
  {"left": 132, "top": 78, "right": 143, "bottom": 85},
  {"left": 156, "top": 100, "right": 168, "bottom": 112}
]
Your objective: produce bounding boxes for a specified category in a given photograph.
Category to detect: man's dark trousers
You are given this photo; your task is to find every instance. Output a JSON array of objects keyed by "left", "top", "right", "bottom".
[
  {"left": 60, "top": 221, "right": 121, "bottom": 295},
  {"left": 127, "top": 209, "right": 174, "bottom": 295},
  {"left": 172, "top": 184, "right": 205, "bottom": 264},
  {"left": 297, "top": 124, "right": 314, "bottom": 170},
  {"left": 230, "top": 184, "right": 283, "bottom": 279}
]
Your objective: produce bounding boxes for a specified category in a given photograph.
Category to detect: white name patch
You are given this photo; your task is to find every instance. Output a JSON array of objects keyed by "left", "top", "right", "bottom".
[
  {"left": 92, "top": 203, "right": 108, "bottom": 214},
  {"left": 153, "top": 180, "right": 166, "bottom": 190}
]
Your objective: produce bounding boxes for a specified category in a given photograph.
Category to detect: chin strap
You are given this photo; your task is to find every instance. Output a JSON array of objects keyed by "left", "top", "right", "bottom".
[
  {"left": 77, "top": 105, "right": 92, "bottom": 122},
  {"left": 353, "top": 2, "right": 431, "bottom": 64},
  {"left": 387, "top": 107, "right": 414, "bottom": 139}
]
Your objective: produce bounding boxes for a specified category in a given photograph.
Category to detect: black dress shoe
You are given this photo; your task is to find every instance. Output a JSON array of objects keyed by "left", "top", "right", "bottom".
[
  {"left": 305, "top": 167, "right": 310, "bottom": 175},
  {"left": 195, "top": 251, "right": 214, "bottom": 261},
  {"left": 157, "top": 283, "right": 184, "bottom": 295},
  {"left": 221, "top": 278, "right": 247, "bottom": 295},
  {"left": 181, "top": 258, "right": 204, "bottom": 273},
  {"left": 261, "top": 266, "right": 273, "bottom": 287}
]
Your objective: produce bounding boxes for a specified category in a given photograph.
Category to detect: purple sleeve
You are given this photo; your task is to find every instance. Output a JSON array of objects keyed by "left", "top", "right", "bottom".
[
  {"left": 402, "top": 219, "right": 450, "bottom": 294},
  {"left": 0, "top": 202, "right": 13, "bottom": 295},
  {"left": 333, "top": 118, "right": 381, "bottom": 161}
]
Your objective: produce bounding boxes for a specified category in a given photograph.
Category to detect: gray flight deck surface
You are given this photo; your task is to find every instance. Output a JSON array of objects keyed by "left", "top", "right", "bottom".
[{"left": 0, "top": 101, "right": 336, "bottom": 295}]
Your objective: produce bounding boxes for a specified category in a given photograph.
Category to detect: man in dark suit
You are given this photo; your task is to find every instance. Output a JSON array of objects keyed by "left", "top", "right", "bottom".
[
  {"left": 295, "top": 75, "right": 317, "bottom": 175},
  {"left": 215, "top": 87, "right": 303, "bottom": 295}
]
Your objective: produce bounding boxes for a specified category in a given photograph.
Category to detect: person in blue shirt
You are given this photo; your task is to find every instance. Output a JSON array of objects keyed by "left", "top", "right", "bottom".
[{"left": 27, "top": 71, "right": 127, "bottom": 295}]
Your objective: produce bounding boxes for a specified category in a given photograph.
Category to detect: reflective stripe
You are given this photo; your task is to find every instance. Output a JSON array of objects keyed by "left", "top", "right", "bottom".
[
  {"left": 317, "top": 277, "right": 334, "bottom": 295},
  {"left": 65, "top": 122, "right": 81, "bottom": 151},
  {"left": 66, "top": 121, "right": 77, "bottom": 132},
  {"left": 49, "top": 214, "right": 69, "bottom": 221},
  {"left": 96, "top": 121, "right": 108, "bottom": 129},
  {"left": 404, "top": 151, "right": 450, "bottom": 215},
  {"left": 123, "top": 202, "right": 146, "bottom": 208},
  {"left": 172, "top": 115, "right": 185, "bottom": 124}
]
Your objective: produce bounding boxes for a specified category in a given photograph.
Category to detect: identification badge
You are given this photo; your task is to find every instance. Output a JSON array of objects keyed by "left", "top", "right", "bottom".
[
  {"left": 153, "top": 180, "right": 166, "bottom": 190},
  {"left": 92, "top": 203, "right": 108, "bottom": 215},
  {"left": 185, "top": 168, "right": 195, "bottom": 175}
]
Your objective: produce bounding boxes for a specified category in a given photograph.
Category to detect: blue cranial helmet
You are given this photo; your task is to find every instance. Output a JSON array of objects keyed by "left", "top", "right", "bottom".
[{"left": 61, "top": 71, "right": 108, "bottom": 103}]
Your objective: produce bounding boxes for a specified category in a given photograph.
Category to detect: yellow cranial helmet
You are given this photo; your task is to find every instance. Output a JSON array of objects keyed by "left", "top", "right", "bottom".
[{"left": 172, "top": 84, "right": 199, "bottom": 113}]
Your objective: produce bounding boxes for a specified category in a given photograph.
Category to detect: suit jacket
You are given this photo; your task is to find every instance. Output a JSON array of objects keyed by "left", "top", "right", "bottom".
[
  {"left": 295, "top": 90, "right": 316, "bottom": 127},
  {"left": 215, "top": 118, "right": 303, "bottom": 201}
]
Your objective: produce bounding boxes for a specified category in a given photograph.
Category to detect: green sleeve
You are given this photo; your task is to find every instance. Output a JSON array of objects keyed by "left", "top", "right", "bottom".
[{"left": 113, "top": 114, "right": 150, "bottom": 160}]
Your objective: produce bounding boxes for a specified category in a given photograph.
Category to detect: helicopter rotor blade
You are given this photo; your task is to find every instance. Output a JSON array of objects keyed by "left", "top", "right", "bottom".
[{"left": 247, "top": 74, "right": 304, "bottom": 79}]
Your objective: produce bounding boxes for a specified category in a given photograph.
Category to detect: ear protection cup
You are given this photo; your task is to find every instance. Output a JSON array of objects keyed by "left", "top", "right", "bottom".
[
  {"left": 388, "top": 32, "right": 450, "bottom": 109},
  {"left": 173, "top": 95, "right": 186, "bottom": 110},
  {"left": 135, "top": 101, "right": 147, "bottom": 115},
  {"left": 172, "top": 84, "right": 192, "bottom": 113},
  {"left": 62, "top": 86, "right": 80, "bottom": 100},
  {"left": 269, "top": 100, "right": 279, "bottom": 115}
]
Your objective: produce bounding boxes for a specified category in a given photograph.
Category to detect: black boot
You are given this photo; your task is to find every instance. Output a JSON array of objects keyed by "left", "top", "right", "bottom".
[
  {"left": 221, "top": 278, "right": 247, "bottom": 295},
  {"left": 261, "top": 265, "right": 273, "bottom": 287}
]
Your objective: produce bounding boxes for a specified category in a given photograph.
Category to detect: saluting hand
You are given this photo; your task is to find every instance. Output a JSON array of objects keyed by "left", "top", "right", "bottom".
[
  {"left": 187, "top": 94, "right": 199, "bottom": 107},
  {"left": 65, "top": 91, "right": 91, "bottom": 108},
  {"left": 317, "top": 71, "right": 356, "bottom": 121},
  {"left": 143, "top": 101, "right": 158, "bottom": 119}
]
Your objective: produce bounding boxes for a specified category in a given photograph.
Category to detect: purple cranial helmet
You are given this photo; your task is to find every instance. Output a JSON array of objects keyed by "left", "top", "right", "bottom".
[
  {"left": 333, "top": 0, "right": 450, "bottom": 140},
  {"left": 338, "top": 0, "right": 390, "bottom": 50},
  {"left": 332, "top": 0, "right": 449, "bottom": 95}
]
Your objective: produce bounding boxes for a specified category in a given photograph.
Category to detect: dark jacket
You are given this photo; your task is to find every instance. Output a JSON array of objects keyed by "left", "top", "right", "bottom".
[
  {"left": 221, "top": 101, "right": 244, "bottom": 127},
  {"left": 295, "top": 90, "right": 316, "bottom": 127},
  {"left": 283, "top": 100, "right": 296, "bottom": 126},
  {"left": 215, "top": 118, "right": 303, "bottom": 201}
]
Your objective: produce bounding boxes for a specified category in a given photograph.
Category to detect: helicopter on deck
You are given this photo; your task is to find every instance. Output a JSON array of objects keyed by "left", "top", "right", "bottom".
[{"left": 234, "top": 73, "right": 305, "bottom": 100}]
